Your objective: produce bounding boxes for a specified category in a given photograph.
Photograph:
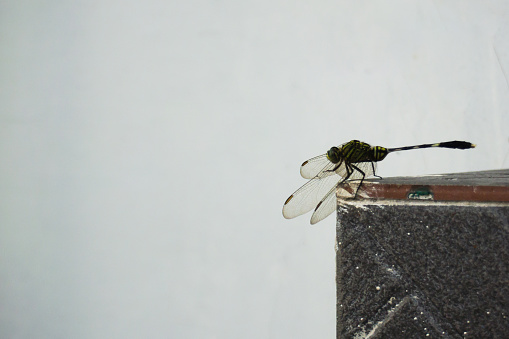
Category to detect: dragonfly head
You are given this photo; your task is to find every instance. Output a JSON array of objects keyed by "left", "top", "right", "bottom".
[{"left": 326, "top": 146, "right": 342, "bottom": 163}]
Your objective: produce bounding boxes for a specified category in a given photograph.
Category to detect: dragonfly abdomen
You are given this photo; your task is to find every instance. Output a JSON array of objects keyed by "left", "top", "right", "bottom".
[{"left": 372, "top": 146, "right": 388, "bottom": 162}]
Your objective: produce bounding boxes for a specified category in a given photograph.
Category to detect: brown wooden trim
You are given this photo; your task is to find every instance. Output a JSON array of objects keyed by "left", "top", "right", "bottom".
[{"left": 359, "top": 183, "right": 509, "bottom": 202}]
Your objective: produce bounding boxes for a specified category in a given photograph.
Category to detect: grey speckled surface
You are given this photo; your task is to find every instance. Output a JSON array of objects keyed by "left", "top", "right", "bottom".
[{"left": 336, "top": 203, "right": 509, "bottom": 338}]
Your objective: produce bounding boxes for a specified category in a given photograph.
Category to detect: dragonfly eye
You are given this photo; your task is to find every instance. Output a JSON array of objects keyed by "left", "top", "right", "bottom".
[{"left": 326, "top": 146, "right": 341, "bottom": 163}]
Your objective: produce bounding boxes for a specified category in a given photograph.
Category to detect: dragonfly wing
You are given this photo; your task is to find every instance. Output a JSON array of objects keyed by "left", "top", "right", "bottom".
[
  {"left": 285, "top": 146, "right": 379, "bottom": 223},
  {"left": 310, "top": 178, "right": 362, "bottom": 224},
  {"left": 300, "top": 154, "right": 331, "bottom": 179},
  {"left": 301, "top": 155, "right": 350, "bottom": 181},
  {"left": 331, "top": 161, "right": 377, "bottom": 198},
  {"left": 300, "top": 141, "right": 352, "bottom": 179},
  {"left": 283, "top": 173, "right": 341, "bottom": 219},
  {"left": 309, "top": 185, "right": 337, "bottom": 224},
  {"left": 309, "top": 161, "right": 379, "bottom": 224},
  {"left": 346, "top": 161, "right": 377, "bottom": 181}
]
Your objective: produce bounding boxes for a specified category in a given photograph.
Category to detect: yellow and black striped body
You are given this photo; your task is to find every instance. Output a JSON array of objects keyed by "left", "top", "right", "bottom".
[
  {"left": 326, "top": 140, "right": 475, "bottom": 166},
  {"left": 387, "top": 140, "right": 475, "bottom": 153},
  {"left": 326, "top": 140, "right": 388, "bottom": 165}
]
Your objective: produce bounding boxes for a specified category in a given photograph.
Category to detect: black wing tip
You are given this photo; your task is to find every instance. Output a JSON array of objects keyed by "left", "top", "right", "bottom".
[
  {"left": 441, "top": 141, "right": 476, "bottom": 149},
  {"left": 284, "top": 195, "right": 294, "bottom": 205}
]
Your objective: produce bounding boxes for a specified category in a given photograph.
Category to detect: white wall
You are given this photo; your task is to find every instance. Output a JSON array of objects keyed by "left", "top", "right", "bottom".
[{"left": 1, "top": 1, "right": 508, "bottom": 338}]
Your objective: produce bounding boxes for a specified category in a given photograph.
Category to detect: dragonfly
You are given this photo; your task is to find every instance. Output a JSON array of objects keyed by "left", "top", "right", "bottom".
[{"left": 282, "top": 140, "right": 476, "bottom": 224}]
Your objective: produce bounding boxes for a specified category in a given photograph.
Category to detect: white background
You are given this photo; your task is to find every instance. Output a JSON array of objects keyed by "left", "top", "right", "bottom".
[{"left": 1, "top": 1, "right": 508, "bottom": 338}]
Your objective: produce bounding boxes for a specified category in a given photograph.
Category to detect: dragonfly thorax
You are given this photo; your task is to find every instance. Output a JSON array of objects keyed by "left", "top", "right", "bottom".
[{"left": 327, "top": 141, "right": 389, "bottom": 164}]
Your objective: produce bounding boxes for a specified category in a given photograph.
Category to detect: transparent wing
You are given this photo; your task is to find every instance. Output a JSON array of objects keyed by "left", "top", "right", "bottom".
[
  {"left": 283, "top": 172, "right": 342, "bottom": 219},
  {"left": 300, "top": 152, "right": 355, "bottom": 180},
  {"left": 300, "top": 154, "right": 330, "bottom": 179},
  {"left": 283, "top": 160, "right": 378, "bottom": 223},
  {"left": 300, "top": 142, "right": 350, "bottom": 179},
  {"left": 346, "top": 161, "right": 377, "bottom": 181},
  {"left": 310, "top": 185, "right": 353, "bottom": 224},
  {"left": 309, "top": 162, "right": 377, "bottom": 224}
]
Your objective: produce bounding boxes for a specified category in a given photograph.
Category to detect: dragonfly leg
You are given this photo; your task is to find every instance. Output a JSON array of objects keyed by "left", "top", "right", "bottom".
[
  {"left": 371, "top": 161, "right": 382, "bottom": 179},
  {"left": 325, "top": 160, "right": 344, "bottom": 173},
  {"left": 349, "top": 163, "right": 366, "bottom": 198},
  {"left": 335, "top": 164, "right": 357, "bottom": 197},
  {"left": 338, "top": 163, "right": 353, "bottom": 184}
]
